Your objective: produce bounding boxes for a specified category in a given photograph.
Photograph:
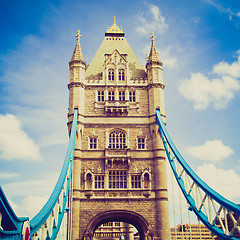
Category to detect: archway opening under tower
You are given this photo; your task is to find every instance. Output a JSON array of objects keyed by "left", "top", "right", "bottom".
[
  {"left": 94, "top": 221, "right": 137, "bottom": 240},
  {"left": 84, "top": 210, "right": 153, "bottom": 240}
]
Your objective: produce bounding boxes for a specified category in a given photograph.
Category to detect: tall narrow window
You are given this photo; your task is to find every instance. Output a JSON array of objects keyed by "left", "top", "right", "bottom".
[
  {"left": 131, "top": 175, "right": 141, "bottom": 188},
  {"left": 129, "top": 91, "right": 136, "bottom": 102},
  {"left": 137, "top": 137, "right": 145, "bottom": 149},
  {"left": 109, "top": 170, "right": 127, "bottom": 189},
  {"left": 109, "top": 130, "right": 126, "bottom": 149},
  {"left": 108, "top": 69, "right": 114, "bottom": 81},
  {"left": 108, "top": 91, "right": 115, "bottom": 101},
  {"left": 95, "top": 175, "right": 104, "bottom": 189},
  {"left": 98, "top": 91, "right": 104, "bottom": 102},
  {"left": 118, "top": 69, "right": 125, "bottom": 81},
  {"left": 89, "top": 137, "right": 97, "bottom": 149},
  {"left": 119, "top": 91, "right": 125, "bottom": 101}
]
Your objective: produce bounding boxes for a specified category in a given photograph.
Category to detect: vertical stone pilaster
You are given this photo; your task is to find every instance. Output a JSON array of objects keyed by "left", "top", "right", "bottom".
[
  {"left": 153, "top": 125, "right": 170, "bottom": 240},
  {"left": 146, "top": 32, "right": 170, "bottom": 240},
  {"left": 68, "top": 31, "right": 86, "bottom": 240}
]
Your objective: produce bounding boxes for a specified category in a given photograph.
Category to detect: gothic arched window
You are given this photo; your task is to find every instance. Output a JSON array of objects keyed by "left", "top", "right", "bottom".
[
  {"left": 129, "top": 91, "right": 136, "bottom": 102},
  {"left": 109, "top": 130, "right": 126, "bottom": 149},
  {"left": 119, "top": 91, "right": 125, "bottom": 101},
  {"left": 108, "top": 90, "right": 115, "bottom": 101},
  {"left": 108, "top": 69, "right": 114, "bottom": 81},
  {"left": 118, "top": 69, "right": 125, "bottom": 81}
]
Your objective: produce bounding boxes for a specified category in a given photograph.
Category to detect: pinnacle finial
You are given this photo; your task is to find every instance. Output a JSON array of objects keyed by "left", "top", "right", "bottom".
[
  {"left": 106, "top": 16, "right": 123, "bottom": 34},
  {"left": 75, "top": 30, "right": 82, "bottom": 41},
  {"left": 150, "top": 32, "right": 156, "bottom": 41}
]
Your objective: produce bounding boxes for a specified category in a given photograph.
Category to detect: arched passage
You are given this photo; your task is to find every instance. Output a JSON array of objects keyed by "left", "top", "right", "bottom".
[{"left": 83, "top": 210, "right": 153, "bottom": 240}]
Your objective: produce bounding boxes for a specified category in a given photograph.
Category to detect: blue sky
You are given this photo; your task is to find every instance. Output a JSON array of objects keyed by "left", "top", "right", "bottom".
[{"left": 0, "top": 0, "right": 240, "bottom": 225}]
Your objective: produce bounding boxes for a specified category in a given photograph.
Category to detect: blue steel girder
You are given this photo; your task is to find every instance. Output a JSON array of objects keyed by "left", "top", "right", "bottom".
[
  {"left": 29, "top": 108, "right": 78, "bottom": 240},
  {"left": 156, "top": 109, "right": 240, "bottom": 240},
  {"left": 0, "top": 186, "right": 30, "bottom": 240},
  {"left": 0, "top": 109, "right": 78, "bottom": 240}
]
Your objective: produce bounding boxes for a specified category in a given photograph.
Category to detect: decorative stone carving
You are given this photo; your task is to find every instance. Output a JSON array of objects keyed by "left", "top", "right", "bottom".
[
  {"left": 84, "top": 190, "right": 93, "bottom": 198},
  {"left": 105, "top": 148, "right": 131, "bottom": 169},
  {"left": 105, "top": 100, "right": 129, "bottom": 116},
  {"left": 97, "top": 166, "right": 102, "bottom": 173}
]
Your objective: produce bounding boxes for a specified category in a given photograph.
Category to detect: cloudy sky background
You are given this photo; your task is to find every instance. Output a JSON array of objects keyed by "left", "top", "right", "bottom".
[{"left": 0, "top": 0, "right": 240, "bottom": 226}]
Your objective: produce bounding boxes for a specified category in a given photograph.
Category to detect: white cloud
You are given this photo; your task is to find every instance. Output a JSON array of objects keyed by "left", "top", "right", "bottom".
[
  {"left": 0, "top": 172, "right": 20, "bottom": 179},
  {"left": 159, "top": 45, "right": 178, "bottom": 70},
  {"left": 3, "top": 175, "right": 58, "bottom": 217},
  {"left": 213, "top": 54, "right": 240, "bottom": 78},
  {"left": 5, "top": 194, "right": 49, "bottom": 219},
  {"left": 197, "top": 163, "right": 240, "bottom": 201},
  {"left": 1, "top": 32, "right": 70, "bottom": 150},
  {"left": 204, "top": 0, "right": 240, "bottom": 26},
  {"left": 186, "top": 139, "right": 233, "bottom": 162},
  {"left": 135, "top": 3, "right": 168, "bottom": 36},
  {"left": 20, "top": 195, "right": 50, "bottom": 218},
  {"left": 178, "top": 52, "right": 240, "bottom": 109},
  {"left": 0, "top": 114, "right": 41, "bottom": 161},
  {"left": 3, "top": 177, "right": 57, "bottom": 198}
]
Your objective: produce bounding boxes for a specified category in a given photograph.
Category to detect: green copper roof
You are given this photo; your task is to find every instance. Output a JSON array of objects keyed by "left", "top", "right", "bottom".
[{"left": 86, "top": 36, "right": 146, "bottom": 79}]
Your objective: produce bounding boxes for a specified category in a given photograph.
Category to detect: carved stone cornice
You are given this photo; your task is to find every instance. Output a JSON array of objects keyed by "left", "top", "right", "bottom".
[
  {"left": 68, "top": 82, "right": 86, "bottom": 89},
  {"left": 147, "top": 82, "right": 165, "bottom": 90},
  {"left": 81, "top": 189, "right": 154, "bottom": 199},
  {"left": 146, "top": 60, "right": 163, "bottom": 68},
  {"left": 69, "top": 59, "right": 87, "bottom": 68}
]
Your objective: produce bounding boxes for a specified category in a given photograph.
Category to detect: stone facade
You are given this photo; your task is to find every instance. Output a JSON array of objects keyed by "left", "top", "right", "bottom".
[{"left": 67, "top": 18, "right": 170, "bottom": 240}]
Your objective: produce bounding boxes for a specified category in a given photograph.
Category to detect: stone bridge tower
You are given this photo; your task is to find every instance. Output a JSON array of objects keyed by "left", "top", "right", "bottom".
[{"left": 67, "top": 18, "right": 170, "bottom": 240}]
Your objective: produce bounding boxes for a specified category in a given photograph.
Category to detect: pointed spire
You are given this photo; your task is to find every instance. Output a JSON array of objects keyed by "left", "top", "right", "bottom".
[
  {"left": 70, "top": 30, "right": 86, "bottom": 64},
  {"left": 147, "top": 32, "right": 162, "bottom": 66}
]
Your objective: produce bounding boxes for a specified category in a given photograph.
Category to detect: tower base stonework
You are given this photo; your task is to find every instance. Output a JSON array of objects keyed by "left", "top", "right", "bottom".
[{"left": 67, "top": 18, "right": 170, "bottom": 240}]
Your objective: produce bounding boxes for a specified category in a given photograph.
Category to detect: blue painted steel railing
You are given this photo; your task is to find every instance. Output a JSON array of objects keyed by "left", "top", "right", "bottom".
[
  {"left": 0, "top": 109, "right": 78, "bottom": 240},
  {"left": 156, "top": 109, "right": 240, "bottom": 240},
  {"left": 0, "top": 186, "right": 30, "bottom": 240},
  {"left": 30, "top": 108, "right": 78, "bottom": 240}
]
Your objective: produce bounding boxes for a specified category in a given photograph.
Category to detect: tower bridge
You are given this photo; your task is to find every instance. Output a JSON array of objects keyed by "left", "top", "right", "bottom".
[{"left": 0, "top": 18, "right": 240, "bottom": 240}]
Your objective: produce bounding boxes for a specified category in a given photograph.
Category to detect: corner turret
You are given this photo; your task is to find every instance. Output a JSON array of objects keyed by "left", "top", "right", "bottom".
[
  {"left": 67, "top": 32, "right": 86, "bottom": 240},
  {"left": 69, "top": 30, "right": 86, "bottom": 66},
  {"left": 146, "top": 32, "right": 162, "bottom": 68},
  {"left": 68, "top": 30, "right": 86, "bottom": 117},
  {"left": 146, "top": 32, "right": 165, "bottom": 116}
]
